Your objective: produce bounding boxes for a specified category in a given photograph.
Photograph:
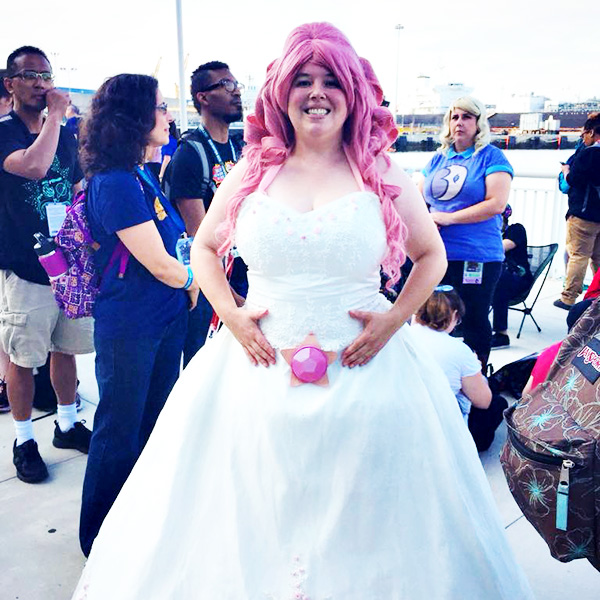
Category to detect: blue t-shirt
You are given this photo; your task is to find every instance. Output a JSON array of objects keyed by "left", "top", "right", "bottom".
[
  {"left": 87, "top": 168, "right": 187, "bottom": 338},
  {"left": 422, "top": 144, "right": 513, "bottom": 262},
  {"left": 161, "top": 135, "right": 178, "bottom": 159}
]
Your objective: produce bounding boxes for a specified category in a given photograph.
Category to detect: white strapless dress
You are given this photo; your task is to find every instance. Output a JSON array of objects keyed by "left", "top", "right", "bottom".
[{"left": 72, "top": 192, "right": 534, "bottom": 599}]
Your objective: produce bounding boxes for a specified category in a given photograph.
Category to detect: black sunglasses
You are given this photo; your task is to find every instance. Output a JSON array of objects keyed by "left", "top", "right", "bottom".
[{"left": 201, "top": 79, "right": 244, "bottom": 94}]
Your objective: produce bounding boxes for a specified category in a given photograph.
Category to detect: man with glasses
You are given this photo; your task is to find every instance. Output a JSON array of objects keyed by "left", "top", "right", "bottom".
[
  {"left": 0, "top": 46, "right": 93, "bottom": 483},
  {"left": 554, "top": 114, "right": 600, "bottom": 310},
  {"left": 165, "top": 61, "right": 247, "bottom": 365}
]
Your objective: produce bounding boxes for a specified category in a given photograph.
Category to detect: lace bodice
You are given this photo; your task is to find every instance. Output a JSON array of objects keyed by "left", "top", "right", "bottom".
[{"left": 235, "top": 191, "right": 391, "bottom": 351}]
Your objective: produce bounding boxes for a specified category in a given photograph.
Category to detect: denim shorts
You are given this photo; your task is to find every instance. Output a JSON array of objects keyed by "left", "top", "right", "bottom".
[{"left": 0, "top": 270, "right": 94, "bottom": 368}]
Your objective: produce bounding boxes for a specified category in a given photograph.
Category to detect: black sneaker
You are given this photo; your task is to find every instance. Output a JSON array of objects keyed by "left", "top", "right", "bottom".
[
  {"left": 491, "top": 332, "right": 510, "bottom": 349},
  {"left": 553, "top": 299, "right": 573, "bottom": 310},
  {"left": 13, "top": 439, "right": 49, "bottom": 483},
  {"left": 0, "top": 379, "right": 10, "bottom": 413},
  {"left": 52, "top": 420, "right": 92, "bottom": 454}
]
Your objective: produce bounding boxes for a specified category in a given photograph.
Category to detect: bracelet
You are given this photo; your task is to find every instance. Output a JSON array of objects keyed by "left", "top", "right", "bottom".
[{"left": 182, "top": 265, "right": 194, "bottom": 290}]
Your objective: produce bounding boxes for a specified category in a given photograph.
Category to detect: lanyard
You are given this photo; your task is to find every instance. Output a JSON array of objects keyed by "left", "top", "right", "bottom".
[
  {"left": 197, "top": 124, "right": 237, "bottom": 169},
  {"left": 135, "top": 166, "right": 186, "bottom": 233}
]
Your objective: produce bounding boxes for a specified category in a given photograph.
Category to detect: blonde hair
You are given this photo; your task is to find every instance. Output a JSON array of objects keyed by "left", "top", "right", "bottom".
[{"left": 439, "top": 96, "right": 490, "bottom": 155}]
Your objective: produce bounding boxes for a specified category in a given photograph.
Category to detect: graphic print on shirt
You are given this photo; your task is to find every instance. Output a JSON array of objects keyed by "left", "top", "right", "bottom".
[
  {"left": 212, "top": 160, "right": 236, "bottom": 188},
  {"left": 430, "top": 165, "right": 468, "bottom": 201},
  {"left": 21, "top": 154, "right": 72, "bottom": 219},
  {"left": 154, "top": 197, "right": 167, "bottom": 221}
]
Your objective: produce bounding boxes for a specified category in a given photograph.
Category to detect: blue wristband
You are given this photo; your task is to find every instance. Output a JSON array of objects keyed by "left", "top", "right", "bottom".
[{"left": 182, "top": 265, "right": 194, "bottom": 290}]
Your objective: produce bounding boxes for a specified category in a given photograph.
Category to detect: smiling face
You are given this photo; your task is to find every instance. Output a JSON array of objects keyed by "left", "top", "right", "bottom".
[
  {"left": 287, "top": 61, "right": 348, "bottom": 145},
  {"left": 146, "top": 90, "right": 171, "bottom": 148},
  {"left": 449, "top": 108, "right": 478, "bottom": 152},
  {"left": 5, "top": 53, "right": 53, "bottom": 113}
]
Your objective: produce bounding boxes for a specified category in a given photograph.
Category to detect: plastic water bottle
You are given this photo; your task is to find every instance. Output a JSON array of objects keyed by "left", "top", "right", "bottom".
[{"left": 33, "top": 233, "right": 68, "bottom": 279}]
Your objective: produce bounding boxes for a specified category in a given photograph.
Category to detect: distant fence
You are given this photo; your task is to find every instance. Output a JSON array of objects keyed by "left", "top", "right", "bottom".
[{"left": 393, "top": 135, "right": 579, "bottom": 153}]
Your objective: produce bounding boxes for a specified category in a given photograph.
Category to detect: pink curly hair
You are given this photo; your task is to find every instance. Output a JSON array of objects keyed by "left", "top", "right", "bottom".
[{"left": 218, "top": 22, "right": 407, "bottom": 284}]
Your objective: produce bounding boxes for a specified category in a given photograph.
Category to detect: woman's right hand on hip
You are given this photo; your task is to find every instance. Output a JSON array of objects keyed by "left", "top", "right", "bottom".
[{"left": 226, "top": 308, "right": 276, "bottom": 367}]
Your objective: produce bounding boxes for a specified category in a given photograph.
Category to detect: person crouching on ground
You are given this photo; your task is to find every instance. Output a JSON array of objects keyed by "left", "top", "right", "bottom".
[{"left": 412, "top": 285, "right": 492, "bottom": 422}]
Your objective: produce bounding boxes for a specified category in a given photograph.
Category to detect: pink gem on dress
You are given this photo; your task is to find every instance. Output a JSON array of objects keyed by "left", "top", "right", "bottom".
[{"left": 291, "top": 346, "right": 328, "bottom": 383}]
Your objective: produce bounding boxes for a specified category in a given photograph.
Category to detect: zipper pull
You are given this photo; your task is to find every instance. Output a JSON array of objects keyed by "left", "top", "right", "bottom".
[{"left": 556, "top": 459, "right": 575, "bottom": 531}]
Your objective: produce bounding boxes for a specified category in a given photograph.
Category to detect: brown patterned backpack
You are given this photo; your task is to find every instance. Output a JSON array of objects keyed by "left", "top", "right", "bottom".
[{"left": 501, "top": 299, "right": 600, "bottom": 571}]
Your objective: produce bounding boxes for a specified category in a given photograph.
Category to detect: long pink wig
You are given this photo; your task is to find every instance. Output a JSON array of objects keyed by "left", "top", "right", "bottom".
[{"left": 219, "top": 22, "right": 407, "bottom": 284}]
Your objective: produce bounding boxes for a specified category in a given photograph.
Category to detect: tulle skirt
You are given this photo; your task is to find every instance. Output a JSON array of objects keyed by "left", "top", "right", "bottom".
[{"left": 72, "top": 325, "right": 533, "bottom": 599}]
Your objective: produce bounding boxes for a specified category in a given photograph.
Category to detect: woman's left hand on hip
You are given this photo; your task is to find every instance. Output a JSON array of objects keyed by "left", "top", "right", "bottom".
[{"left": 341, "top": 310, "right": 400, "bottom": 368}]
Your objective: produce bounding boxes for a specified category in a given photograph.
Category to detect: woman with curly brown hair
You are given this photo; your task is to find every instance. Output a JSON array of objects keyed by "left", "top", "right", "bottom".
[{"left": 77, "top": 73, "right": 198, "bottom": 557}]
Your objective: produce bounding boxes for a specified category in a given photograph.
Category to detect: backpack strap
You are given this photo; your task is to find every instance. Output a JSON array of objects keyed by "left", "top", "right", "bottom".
[
  {"left": 83, "top": 183, "right": 131, "bottom": 281},
  {"left": 103, "top": 241, "right": 130, "bottom": 280},
  {"left": 186, "top": 138, "right": 216, "bottom": 196}
]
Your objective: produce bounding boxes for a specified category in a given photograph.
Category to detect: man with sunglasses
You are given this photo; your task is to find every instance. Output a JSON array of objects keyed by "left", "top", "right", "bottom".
[
  {"left": 164, "top": 61, "right": 247, "bottom": 365},
  {"left": 0, "top": 46, "right": 93, "bottom": 484}
]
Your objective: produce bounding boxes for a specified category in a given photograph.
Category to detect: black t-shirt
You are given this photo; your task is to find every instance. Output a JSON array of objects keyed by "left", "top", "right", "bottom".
[
  {"left": 164, "top": 127, "right": 247, "bottom": 295},
  {"left": 504, "top": 223, "right": 531, "bottom": 278},
  {"left": 166, "top": 128, "right": 241, "bottom": 210},
  {"left": 0, "top": 111, "right": 83, "bottom": 284}
]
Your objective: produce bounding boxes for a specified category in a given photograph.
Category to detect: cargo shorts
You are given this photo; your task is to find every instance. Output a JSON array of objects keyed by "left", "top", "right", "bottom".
[{"left": 0, "top": 270, "right": 94, "bottom": 369}]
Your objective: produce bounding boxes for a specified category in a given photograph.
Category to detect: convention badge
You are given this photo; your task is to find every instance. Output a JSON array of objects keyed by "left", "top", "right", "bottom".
[
  {"left": 46, "top": 202, "right": 67, "bottom": 236},
  {"left": 463, "top": 261, "right": 483, "bottom": 284}
]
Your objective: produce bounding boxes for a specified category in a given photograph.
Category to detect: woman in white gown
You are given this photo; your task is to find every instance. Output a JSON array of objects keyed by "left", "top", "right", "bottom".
[{"left": 72, "top": 23, "right": 534, "bottom": 599}]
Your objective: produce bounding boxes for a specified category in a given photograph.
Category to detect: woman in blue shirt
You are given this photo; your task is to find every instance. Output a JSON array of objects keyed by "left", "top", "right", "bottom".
[
  {"left": 421, "top": 96, "right": 513, "bottom": 369},
  {"left": 77, "top": 74, "right": 199, "bottom": 557}
]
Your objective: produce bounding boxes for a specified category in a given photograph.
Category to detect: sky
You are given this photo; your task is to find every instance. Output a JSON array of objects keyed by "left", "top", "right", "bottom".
[{"left": 1, "top": 0, "right": 595, "bottom": 112}]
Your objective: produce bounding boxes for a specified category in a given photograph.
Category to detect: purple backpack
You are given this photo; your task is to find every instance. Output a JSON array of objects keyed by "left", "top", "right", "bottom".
[{"left": 50, "top": 190, "right": 129, "bottom": 319}]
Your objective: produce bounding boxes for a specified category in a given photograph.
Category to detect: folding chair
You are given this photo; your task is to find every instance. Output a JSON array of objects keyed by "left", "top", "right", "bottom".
[{"left": 508, "top": 243, "right": 558, "bottom": 338}]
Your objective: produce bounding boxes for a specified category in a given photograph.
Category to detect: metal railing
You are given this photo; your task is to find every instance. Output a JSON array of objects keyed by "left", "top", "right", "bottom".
[{"left": 509, "top": 176, "right": 567, "bottom": 279}]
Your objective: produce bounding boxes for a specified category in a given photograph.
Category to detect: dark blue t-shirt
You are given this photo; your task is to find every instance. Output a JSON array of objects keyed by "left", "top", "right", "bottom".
[{"left": 87, "top": 168, "right": 187, "bottom": 338}]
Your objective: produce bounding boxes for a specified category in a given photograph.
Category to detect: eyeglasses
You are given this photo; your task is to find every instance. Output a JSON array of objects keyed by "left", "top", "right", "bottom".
[
  {"left": 201, "top": 79, "right": 244, "bottom": 94},
  {"left": 156, "top": 102, "right": 169, "bottom": 114},
  {"left": 10, "top": 70, "right": 54, "bottom": 82},
  {"left": 434, "top": 285, "right": 454, "bottom": 293}
]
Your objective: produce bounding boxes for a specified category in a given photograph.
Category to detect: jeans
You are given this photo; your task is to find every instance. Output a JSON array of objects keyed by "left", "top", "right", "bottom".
[
  {"left": 442, "top": 260, "right": 502, "bottom": 370},
  {"left": 79, "top": 310, "right": 187, "bottom": 557},
  {"left": 491, "top": 266, "right": 533, "bottom": 332},
  {"left": 182, "top": 291, "right": 213, "bottom": 368}
]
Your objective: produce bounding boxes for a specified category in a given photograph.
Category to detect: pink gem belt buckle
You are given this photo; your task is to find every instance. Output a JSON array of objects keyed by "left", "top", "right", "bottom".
[{"left": 281, "top": 333, "right": 337, "bottom": 387}]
